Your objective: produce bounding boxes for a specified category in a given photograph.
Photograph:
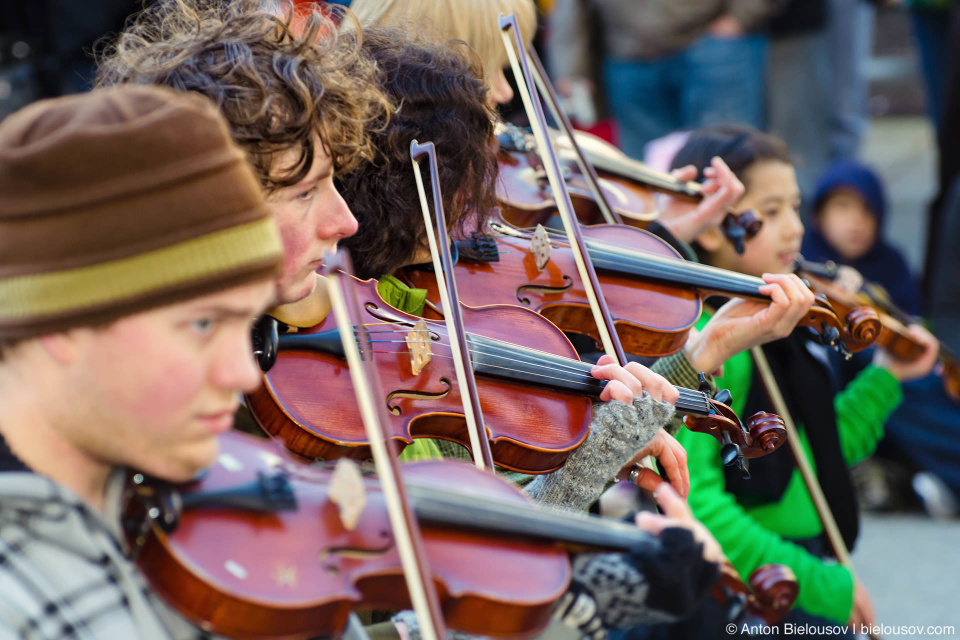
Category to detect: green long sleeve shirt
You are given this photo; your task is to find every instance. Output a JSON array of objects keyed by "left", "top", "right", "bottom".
[{"left": 674, "top": 316, "right": 903, "bottom": 624}]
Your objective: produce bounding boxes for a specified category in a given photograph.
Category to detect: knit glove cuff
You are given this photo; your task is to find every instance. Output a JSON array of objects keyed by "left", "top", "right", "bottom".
[{"left": 524, "top": 393, "right": 674, "bottom": 512}]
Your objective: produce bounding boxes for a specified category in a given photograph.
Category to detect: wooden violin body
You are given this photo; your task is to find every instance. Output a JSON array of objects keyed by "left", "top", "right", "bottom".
[
  {"left": 123, "top": 432, "right": 797, "bottom": 639},
  {"left": 402, "top": 215, "right": 882, "bottom": 359},
  {"left": 496, "top": 127, "right": 659, "bottom": 228},
  {"left": 248, "top": 276, "right": 785, "bottom": 473},
  {"left": 248, "top": 276, "right": 593, "bottom": 473},
  {"left": 123, "top": 431, "right": 571, "bottom": 640}
]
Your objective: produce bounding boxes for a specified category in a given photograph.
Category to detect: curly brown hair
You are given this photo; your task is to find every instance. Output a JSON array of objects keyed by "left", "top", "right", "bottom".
[
  {"left": 338, "top": 27, "right": 499, "bottom": 279},
  {"left": 95, "top": 0, "right": 391, "bottom": 192}
]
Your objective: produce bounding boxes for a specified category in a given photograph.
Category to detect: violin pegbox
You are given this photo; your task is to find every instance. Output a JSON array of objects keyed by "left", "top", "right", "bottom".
[
  {"left": 405, "top": 319, "right": 433, "bottom": 375},
  {"left": 530, "top": 224, "right": 551, "bottom": 271}
]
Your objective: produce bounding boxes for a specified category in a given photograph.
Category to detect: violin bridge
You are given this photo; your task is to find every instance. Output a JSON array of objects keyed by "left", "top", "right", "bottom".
[
  {"left": 329, "top": 459, "right": 366, "bottom": 531},
  {"left": 405, "top": 320, "right": 432, "bottom": 375},
  {"left": 531, "top": 224, "right": 551, "bottom": 271}
]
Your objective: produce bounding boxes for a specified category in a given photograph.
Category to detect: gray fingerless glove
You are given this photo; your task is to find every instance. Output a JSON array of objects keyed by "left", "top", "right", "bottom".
[{"left": 524, "top": 393, "right": 674, "bottom": 511}]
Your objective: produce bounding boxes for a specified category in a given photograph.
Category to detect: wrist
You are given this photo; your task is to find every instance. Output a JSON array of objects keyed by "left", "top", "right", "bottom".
[{"left": 683, "top": 332, "right": 720, "bottom": 375}]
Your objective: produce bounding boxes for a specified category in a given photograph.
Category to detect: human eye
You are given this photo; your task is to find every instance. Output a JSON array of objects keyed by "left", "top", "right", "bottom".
[
  {"left": 187, "top": 316, "right": 219, "bottom": 338},
  {"left": 296, "top": 186, "right": 317, "bottom": 201}
]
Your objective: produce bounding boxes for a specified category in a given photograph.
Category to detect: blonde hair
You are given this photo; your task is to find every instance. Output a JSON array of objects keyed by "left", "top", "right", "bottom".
[{"left": 350, "top": 0, "right": 537, "bottom": 86}]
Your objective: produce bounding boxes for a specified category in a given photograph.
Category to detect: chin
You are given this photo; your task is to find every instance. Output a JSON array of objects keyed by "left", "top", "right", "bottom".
[
  {"left": 157, "top": 441, "right": 221, "bottom": 483},
  {"left": 278, "top": 273, "right": 318, "bottom": 305}
]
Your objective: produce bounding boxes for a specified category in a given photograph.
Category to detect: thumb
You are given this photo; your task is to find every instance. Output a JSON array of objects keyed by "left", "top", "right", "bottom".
[
  {"left": 634, "top": 511, "right": 670, "bottom": 535},
  {"left": 653, "top": 482, "right": 693, "bottom": 521}
]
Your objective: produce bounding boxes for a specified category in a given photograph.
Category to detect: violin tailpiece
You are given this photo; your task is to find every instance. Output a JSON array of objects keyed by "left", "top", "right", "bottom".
[
  {"left": 531, "top": 224, "right": 551, "bottom": 271},
  {"left": 405, "top": 319, "right": 433, "bottom": 375}
]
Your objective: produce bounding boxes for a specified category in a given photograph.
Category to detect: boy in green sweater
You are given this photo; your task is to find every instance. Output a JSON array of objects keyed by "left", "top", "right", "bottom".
[{"left": 652, "top": 125, "right": 939, "bottom": 637}]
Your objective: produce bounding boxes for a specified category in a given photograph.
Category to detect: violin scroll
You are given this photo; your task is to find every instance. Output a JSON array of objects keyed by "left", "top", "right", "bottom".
[
  {"left": 713, "top": 563, "right": 798, "bottom": 626},
  {"left": 843, "top": 305, "right": 882, "bottom": 350},
  {"left": 744, "top": 412, "right": 786, "bottom": 455},
  {"left": 682, "top": 378, "right": 786, "bottom": 478},
  {"left": 747, "top": 564, "right": 799, "bottom": 624}
]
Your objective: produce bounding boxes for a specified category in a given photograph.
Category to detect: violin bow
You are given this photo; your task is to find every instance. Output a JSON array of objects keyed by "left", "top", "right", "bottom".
[
  {"left": 324, "top": 250, "right": 449, "bottom": 640},
  {"left": 500, "top": 12, "right": 781, "bottom": 478},
  {"left": 522, "top": 50, "right": 621, "bottom": 226},
  {"left": 749, "top": 346, "right": 882, "bottom": 640},
  {"left": 521, "top": 48, "right": 760, "bottom": 253},
  {"left": 409, "top": 140, "right": 496, "bottom": 471},
  {"left": 500, "top": 13, "right": 625, "bottom": 363}
]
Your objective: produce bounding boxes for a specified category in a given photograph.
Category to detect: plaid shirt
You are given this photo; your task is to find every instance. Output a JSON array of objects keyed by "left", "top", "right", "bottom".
[{"left": 0, "top": 471, "right": 212, "bottom": 640}]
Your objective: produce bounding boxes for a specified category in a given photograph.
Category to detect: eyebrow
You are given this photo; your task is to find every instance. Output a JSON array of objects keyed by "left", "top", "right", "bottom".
[{"left": 189, "top": 305, "right": 266, "bottom": 320}]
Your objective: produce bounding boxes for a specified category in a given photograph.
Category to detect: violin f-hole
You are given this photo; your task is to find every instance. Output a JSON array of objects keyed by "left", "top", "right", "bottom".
[
  {"left": 386, "top": 378, "right": 453, "bottom": 416},
  {"left": 516, "top": 276, "right": 574, "bottom": 306}
]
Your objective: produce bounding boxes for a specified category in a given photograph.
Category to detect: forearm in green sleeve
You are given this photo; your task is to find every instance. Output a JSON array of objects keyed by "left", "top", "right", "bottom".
[
  {"left": 835, "top": 365, "right": 903, "bottom": 465},
  {"left": 678, "top": 431, "right": 856, "bottom": 624}
]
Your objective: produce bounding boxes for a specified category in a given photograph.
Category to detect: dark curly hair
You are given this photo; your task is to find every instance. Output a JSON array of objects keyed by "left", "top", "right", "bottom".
[
  {"left": 96, "top": 0, "right": 391, "bottom": 192},
  {"left": 670, "top": 124, "right": 792, "bottom": 188},
  {"left": 337, "top": 27, "right": 499, "bottom": 280}
]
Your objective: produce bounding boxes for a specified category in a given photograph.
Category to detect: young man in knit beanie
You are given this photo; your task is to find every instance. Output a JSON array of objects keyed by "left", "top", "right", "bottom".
[{"left": 0, "top": 85, "right": 282, "bottom": 638}]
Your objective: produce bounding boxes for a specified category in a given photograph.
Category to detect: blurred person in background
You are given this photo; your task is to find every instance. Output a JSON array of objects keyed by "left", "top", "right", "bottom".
[{"left": 547, "top": 0, "right": 781, "bottom": 160}]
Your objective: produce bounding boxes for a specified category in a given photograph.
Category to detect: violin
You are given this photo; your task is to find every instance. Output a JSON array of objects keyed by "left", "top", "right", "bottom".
[
  {"left": 122, "top": 431, "right": 570, "bottom": 640},
  {"left": 796, "top": 258, "right": 959, "bottom": 402},
  {"left": 246, "top": 275, "right": 785, "bottom": 476},
  {"left": 495, "top": 123, "right": 763, "bottom": 254},
  {"left": 495, "top": 122, "right": 659, "bottom": 228},
  {"left": 495, "top": 45, "right": 760, "bottom": 253},
  {"left": 401, "top": 212, "right": 882, "bottom": 359},
  {"left": 122, "top": 430, "right": 799, "bottom": 639}
]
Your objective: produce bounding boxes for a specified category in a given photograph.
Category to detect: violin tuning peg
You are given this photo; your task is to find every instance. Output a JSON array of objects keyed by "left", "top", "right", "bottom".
[
  {"left": 713, "top": 388, "right": 732, "bottom": 406},
  {"left": 698, "top": 372, "right": 712, "bottom": 394},
  {"left": 720, "top": 441, "right": 742, "bottom": 468},
  {"left": 817, "top": 324, "right": 840, "bottom": 348},
  {"left": 738, "top": 458, "right": 751, "bottom": 480},
  {"left": 732, "top": 236, "right": 746, "bottom": 255},
  {"left": 253, "top": 317, "right": 279, "bottom": 372}
]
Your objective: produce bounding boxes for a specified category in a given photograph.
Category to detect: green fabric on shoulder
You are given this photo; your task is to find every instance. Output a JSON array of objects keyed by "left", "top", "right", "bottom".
[
  {"left": 377, "top": 275, "right": 442, "bottom": 462},
  {"left": 377, "top": 275, "right": 428, "bottom": 318}
]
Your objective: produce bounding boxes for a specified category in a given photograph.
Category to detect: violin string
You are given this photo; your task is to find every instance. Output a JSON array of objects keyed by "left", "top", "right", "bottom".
[
  {"left": 359, "top": 328, "right": 708, "bottom": 410},
  {"left": 358, "top": 323, "right": 709, "bottom": 401},
  {"left": 493, "top": 230, "right": 765, "bottom": 291},
  {"left": 359, "top": 347, "right": 706, "bottom": 413}
]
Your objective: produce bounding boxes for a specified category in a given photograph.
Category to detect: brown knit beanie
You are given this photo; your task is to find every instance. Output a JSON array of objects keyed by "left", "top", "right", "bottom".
[{"left": 0, "top": 85, "right": 283, "bottom": 339}]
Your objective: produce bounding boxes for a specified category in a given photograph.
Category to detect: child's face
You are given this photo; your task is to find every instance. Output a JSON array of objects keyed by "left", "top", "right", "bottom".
[
  {"left": 706, "top": 160, "right": 805, "bottom": 278},
  {"left": 815, "top": 187, "right": 878, "bottom": 261}
]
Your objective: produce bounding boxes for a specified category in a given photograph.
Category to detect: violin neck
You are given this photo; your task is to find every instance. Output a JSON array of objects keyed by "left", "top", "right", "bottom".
[
  {"left": 407, "top": 482, "right": 653, "bottom": 554},
  {"left": 276, "top": 329, "right": 712, "bottom": 417},
  {"left": 585, "top": 239, "right": 767, "bottom": 301},
  {"left": 467, "top": 333, "right": 711, "bottom": 416}
]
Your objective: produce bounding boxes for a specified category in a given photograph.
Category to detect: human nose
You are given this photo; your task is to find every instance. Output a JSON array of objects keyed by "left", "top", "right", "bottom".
[
  {"left": 320, "top": 190, "right": 358, "bottom": 241},
  {"left": 784, "top": 208, "right": 805, "bottom": 240},
  {"left": 213, "top": 330, "right": 263, "bottom": 394}
]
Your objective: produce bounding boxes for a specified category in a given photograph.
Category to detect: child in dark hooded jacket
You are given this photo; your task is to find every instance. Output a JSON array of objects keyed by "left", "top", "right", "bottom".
[{"left": 802, "top": 159, "right": 921, "bottom": 316}]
